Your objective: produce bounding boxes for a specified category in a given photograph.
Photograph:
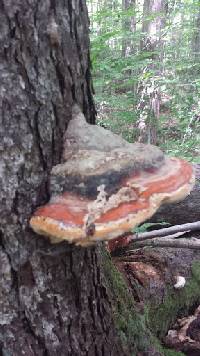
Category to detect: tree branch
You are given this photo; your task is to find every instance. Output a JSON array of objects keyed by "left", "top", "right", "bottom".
[
  {"left": 127, "top": 237, "right": 200, "bottom": 251},
  {"left": 134, "top": 221, "right": 200, "bottom": 242}
]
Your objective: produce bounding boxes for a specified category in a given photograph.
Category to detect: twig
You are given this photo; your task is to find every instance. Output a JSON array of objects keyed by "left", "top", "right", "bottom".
[
  {"left": 128, "top": 237, "right": 200, "bottom": 251},
  {"left": 134, "top": 221, "right": 200, "bottom": 243}
]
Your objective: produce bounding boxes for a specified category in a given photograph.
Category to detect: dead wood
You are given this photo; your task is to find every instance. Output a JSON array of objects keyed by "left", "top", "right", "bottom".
[{"left": 129, "top": 237, "right": 200, "bottom": 250}]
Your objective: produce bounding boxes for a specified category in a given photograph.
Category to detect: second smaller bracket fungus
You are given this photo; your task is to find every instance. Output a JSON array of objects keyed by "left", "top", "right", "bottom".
[{"left": 30, "top": 106, "right": 195, "bottom": 247}]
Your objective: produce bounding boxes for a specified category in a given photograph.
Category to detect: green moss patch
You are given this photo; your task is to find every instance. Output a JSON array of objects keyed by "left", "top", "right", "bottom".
[{"left": 102, "top": 251, "right": 157, "bottom": 354}]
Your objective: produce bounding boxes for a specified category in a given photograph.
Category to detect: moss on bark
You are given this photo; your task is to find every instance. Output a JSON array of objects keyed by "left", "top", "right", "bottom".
[{"left": 102, "top": 250, "right": 160, "bottom": 354}]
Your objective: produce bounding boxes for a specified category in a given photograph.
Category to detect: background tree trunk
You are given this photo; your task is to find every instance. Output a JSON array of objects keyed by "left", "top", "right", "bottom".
[
  {"left": 192, "top": 0, "right": 200, "bottom": 58},
  {"left": 137, "top": 0, "right": 167, "bottom": 145},
  {"left": 0, "top": 1, "right": 126, "bottom": 355},
  {"left": 122, "top": 0, "right": 136, "bottom": 58}
]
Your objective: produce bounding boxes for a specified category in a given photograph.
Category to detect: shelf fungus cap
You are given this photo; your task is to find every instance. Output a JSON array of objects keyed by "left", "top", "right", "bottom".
[{"left": 30, "top": 106, "right": 195, "bottom": 247}]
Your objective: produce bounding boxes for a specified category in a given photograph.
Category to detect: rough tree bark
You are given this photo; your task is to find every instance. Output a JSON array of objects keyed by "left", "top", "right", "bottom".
[{"left": 0, "top": 1, "right": 128, "bottom": 355}]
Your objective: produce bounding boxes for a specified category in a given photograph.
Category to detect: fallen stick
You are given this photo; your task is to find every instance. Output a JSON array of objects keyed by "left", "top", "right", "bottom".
[
  {"left": 128, "top": 237, "right": 200, "bottom": 251},
  {"left": 134, "top": 221, "right": 200, "bottom": 242}
]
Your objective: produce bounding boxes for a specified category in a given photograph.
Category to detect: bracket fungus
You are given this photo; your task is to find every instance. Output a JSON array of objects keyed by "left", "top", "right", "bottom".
[{"left": 30, "top": 105, "right": 195, "bottom": 247}]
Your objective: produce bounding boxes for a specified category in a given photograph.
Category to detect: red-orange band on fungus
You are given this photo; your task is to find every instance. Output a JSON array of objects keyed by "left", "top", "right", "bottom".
[
  {"left": 34, "top": 204, "right": 84, "bottom": 226},
  {"left": 141, "top": 159, "right": 192, "bottom": 199},
  {"left": 33, "top": 159, "right": 193, "bottom": 227},
  {"left": 97, "top": 199, "right": 149, "bottom": 223},
  {"left": 97, "top": 159, "right": 193, "bottom": 224}
]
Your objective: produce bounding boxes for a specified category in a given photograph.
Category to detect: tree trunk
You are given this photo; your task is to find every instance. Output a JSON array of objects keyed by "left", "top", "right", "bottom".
[
  {"left": 192, "top": 0, "right": 200, "bottom": 58},
  {"left": 137, "top": 0, "right": 167, "bottom": 145},
  {"left": 122, "top": 0, "right": 136, "bottom": 57},
  {"left": 0, "top": 1, "right": 126, "bottom": 355}
]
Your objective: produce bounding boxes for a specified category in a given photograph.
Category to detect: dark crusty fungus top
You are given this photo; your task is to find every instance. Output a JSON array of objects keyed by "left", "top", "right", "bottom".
[{"left": 30, "top": 105, "right": 195, "bottom": 246}]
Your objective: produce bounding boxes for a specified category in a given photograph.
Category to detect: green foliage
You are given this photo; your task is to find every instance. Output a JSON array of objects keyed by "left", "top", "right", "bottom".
[
  {"left": 87, "top": 0, "right": 200, "bottom": 161},
  {"left": 134, "top": 222, "right": 170, "bottom": 234},
  {"left": 163, "top": 350, "right": 185, "bottom": 356}
]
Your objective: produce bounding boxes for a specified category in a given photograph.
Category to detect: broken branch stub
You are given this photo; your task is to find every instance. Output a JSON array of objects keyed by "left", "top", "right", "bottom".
[{"left": 30, "top": 105, "right": 195, "bottom": 247}]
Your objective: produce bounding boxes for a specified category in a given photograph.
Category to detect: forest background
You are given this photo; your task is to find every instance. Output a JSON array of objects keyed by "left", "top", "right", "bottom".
[{"left": 87, "top": 0, "right": 200, "bottom": 161}]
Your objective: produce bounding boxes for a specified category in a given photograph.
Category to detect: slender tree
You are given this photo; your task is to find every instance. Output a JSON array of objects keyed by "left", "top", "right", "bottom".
[
  {"left": 137, "top": 0, "right": 168, "bottom": 144},
  {"left": 122, "top": 0, "right": 136, "bottom": 57},
  {"left": 192, "top": 0, "right": 200, "bottom": 58}
]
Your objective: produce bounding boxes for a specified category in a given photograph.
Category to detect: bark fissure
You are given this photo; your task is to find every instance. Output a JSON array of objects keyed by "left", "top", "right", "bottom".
[
  {"left": 50, "top": 50, "right": 66, "bottom": 99},
  {"left": 68, "top": 0, "right": 73, "bottom": 38},
  {"left": 21, "top": 310, "right": 48, "bottom": 355},
  {"left": 33, "top": 107, "right": 48, "bottom": 171},
  {"left": 66, "top": 65, "right": 76, "bottom": 101},
  {"left": 53, "top": 296, "right": 63, "bottom": 328},
  {"left": 50, "top": 0, "right": 56, "bottom": 13},
  {"left": 74, "top": 18, "right": 84, "bottom": 67}
]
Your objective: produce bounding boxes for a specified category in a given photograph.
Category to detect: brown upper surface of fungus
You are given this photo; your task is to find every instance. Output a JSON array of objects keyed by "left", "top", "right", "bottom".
[{"left": 30, "top": 105, "right": 195, "bottom": 247}]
